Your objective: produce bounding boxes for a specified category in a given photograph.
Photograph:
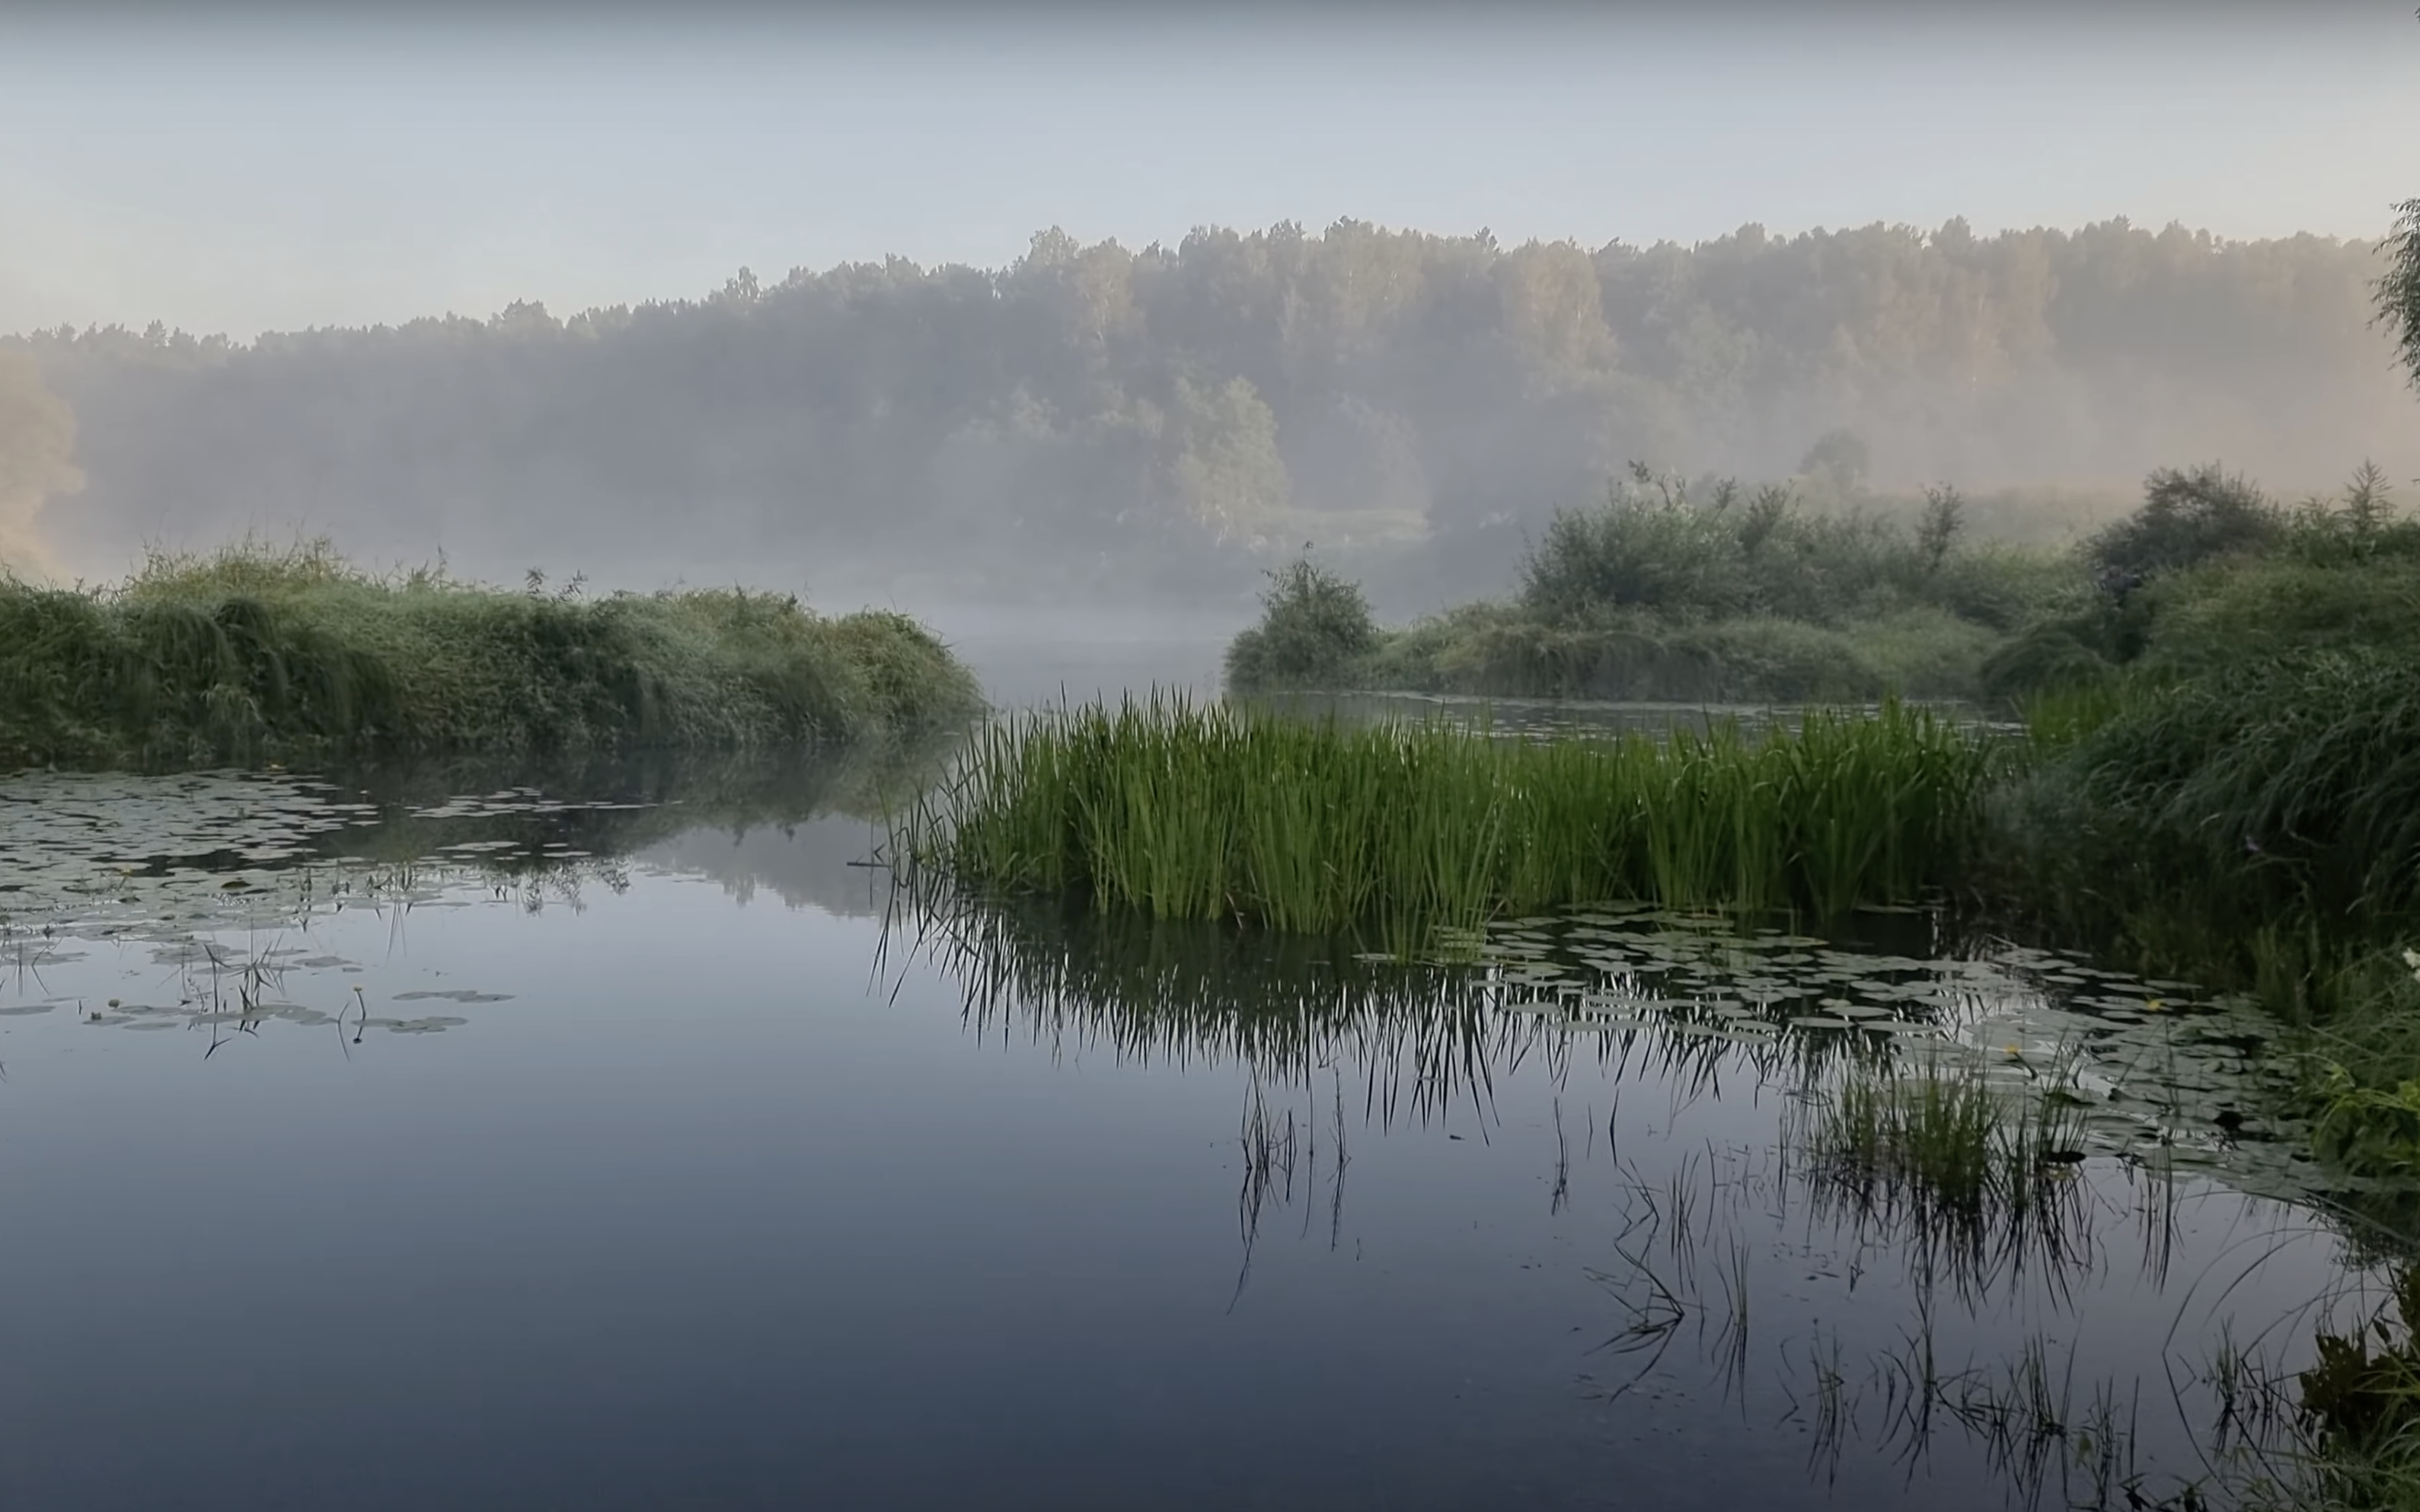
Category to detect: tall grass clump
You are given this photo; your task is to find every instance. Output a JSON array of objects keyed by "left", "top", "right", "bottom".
[
  {"left": 1991, "top": 640, "right": 2420, "bottom": 1016},
  {"left": 1803, "top": 1057, "right": 2096, "bottom": 1302},
  {"left": 1814, "top": 1062, "right": 2088, "bottom": 1215},
  {"left": 899, "top": 692, "right": 1988, "bottom": 935},
  {"left": 0, "top": 538, "right": 983, "bottom": 767}
]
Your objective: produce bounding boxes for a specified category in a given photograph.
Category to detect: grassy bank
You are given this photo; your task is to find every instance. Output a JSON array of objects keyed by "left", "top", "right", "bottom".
[
  {"left": 0, "top": 541, "right": 985, "bottom": 767},
  {"left": 1955, "top": 465, "right": 2420, "bottom": 1179},
  {"left": 898, "top": 694, "right": 1987, "bottom": 935},
  {"left": 936, "top": 458, "right": 2420, "bottom": 1156},
  {"left": 1228, "top": 467, "right": 2083, "bottom": 703},
  {"left": 1222, "top": 460, "right": 2420, "bottom": 1031}
]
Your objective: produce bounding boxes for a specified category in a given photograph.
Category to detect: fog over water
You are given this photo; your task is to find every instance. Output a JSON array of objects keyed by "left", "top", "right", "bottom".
[
  {"left": 6, "top": 12, "right": 2420, "bottom": 1510},
  {"left": 3, "top": 2, "right": 2417, "bottom": 631}
]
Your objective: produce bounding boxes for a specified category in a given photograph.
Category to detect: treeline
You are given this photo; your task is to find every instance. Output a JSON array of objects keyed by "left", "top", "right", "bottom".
[{"left": 8, "top": 217, "right": 2415, "bottom": 609}]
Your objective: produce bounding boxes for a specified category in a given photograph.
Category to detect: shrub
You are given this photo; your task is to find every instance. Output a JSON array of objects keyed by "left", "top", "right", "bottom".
[
  {"left": 2086, "top": 463, "right": 2283, "bottom": 582},
  {"left": 1517, "top": 484, "right": 1751, "bottom": 620},
  {"left": 0, "top": 541, "right": 984, "bottom": 767},
  {"left": 1223, "top": 558, "right": 1381, "bottom": 691}
]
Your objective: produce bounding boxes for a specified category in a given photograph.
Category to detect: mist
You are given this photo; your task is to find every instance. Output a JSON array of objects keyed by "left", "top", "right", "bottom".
[{"left": 4, "top": 2, "right": 2418, "bottom": 651}]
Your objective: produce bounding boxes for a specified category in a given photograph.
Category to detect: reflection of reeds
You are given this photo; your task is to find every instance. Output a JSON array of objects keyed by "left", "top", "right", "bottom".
[
  {"left": 898, "top": 889, "right": 1544, "bottom": 1132},
  {"left": 1231, "top": 1076, "right": 1299, "bottom": 1308},
  {"left": 894, "top": 887, "right": 1994, "bottom": 1147},
  {"left": 894, "top": 879, "right": 2375, "bottom": 1509},
  {"left": 1804, "top": 1057, "right": 2100, "bottom": 1308}
]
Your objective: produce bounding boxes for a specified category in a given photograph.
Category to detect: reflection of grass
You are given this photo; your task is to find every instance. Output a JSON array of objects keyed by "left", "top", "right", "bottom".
[
  {"left": 1804, "top": 1056, "right": 2100, "bottom": 1306},
  {"left": 1815, "top": 1060, "right": 2089, "bottom": 1214},
  {"left": 2286, "top": 1266, "right": 2420, "bottom": 1511},
  {"left": 898, "top": 889, "right": 1531, "bottom": 1128}
]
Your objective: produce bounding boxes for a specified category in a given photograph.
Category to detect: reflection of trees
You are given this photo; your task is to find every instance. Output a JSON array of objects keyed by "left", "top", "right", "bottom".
[{"left": 303, "top": 738, "right": 958, "bottom": 877}]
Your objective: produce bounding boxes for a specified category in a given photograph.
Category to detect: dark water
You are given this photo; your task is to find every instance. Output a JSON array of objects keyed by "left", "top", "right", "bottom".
[{"left": 0, "top": 709, "right": 2391, "bottom": 1510}]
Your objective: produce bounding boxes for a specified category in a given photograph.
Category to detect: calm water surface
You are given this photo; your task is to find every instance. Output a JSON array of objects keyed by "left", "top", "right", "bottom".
[{"left": 0, "top": 697, "right": 2392, "bottom": 1511}]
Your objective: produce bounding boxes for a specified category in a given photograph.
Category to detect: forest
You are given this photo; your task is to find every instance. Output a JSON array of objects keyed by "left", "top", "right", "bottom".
[{"left": 5, "top": 215, "right": 2415, "bottom": 617}]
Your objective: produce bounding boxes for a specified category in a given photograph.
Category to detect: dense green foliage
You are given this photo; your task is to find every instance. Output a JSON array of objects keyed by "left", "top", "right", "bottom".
[
  {"left": 0, "top": 541, "right": 983, "bottom": 767},
  {"left": 1220, "top": 559, "right": 1380, "bottom": 691},
  {"left": 2080, "top": 462, "right": 2285, "bottom": 581},
  {"left": 1977, "top": 468, "right": 2420, "bottom": 976},
  {"left": 11, "top": 218, "right": 2412, "bottom": 606},
  {"left": 2381, "top": 196, "right": 2420, "bottom": 396},
  {"left": 899, "top": 694, "right": 1987, "bottom": 936},
  {"left": 1234, "top": 464, "right": 2082, "bottom": 701},
  {"left": 1231, "top": 457, "right": 2420, "bottom": 713},
  {"left": 1943, "top": 461, "right": 2420, "bottom": 1239}
]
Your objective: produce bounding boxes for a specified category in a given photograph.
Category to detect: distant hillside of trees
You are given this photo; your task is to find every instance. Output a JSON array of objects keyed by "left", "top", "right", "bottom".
[{"left": 8, "top": 216, "right": 2415, "bottom": 612}]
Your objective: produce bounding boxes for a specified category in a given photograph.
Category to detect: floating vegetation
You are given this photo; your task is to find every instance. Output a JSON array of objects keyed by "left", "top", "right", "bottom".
[
  {"left": 895, "top": 692, "right": 1990, "bottom": 936},
  {"left": 896, "top": 886, "right": 2329, "bottom": 1207},
  {"left": 0, "top": 748, "right": 931, "bottom": 1047}
]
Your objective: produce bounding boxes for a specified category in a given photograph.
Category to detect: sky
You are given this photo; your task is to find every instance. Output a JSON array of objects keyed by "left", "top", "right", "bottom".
[{"left": 3, "top": 1, "right": 2416, "bottom": 342}]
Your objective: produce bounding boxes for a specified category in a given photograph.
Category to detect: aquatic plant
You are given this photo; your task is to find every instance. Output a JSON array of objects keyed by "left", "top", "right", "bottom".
[
  {"left": 0, "top": 538, "right": 984, "bottom": 767},
  {"left": 896, "top": 692, "right": 1989, "bottom": 936},
  {"left": 1813, "top": 1059, "right": 2090, "bottom": 1214},
  {"left": 1802, "top": 1055, "right": 2099, "bottom": 1308}
]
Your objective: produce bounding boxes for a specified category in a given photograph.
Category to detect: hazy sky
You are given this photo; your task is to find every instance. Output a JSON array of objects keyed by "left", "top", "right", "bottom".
[{"left": 5, "top": 2, "right": 2415, "bottom": 342}]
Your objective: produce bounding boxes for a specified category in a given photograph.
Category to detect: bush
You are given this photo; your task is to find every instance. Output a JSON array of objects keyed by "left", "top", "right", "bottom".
[
  {"left": 1978, "top": 621, "right": 2119, "bottom": 703},
  {"left": 0, "top": 540, "right": 985, "bottom": 767},
  {"left": 1517, "top": 483, "right": 1753, "bottom": 620},
  {"left": 2136, "top": 555, "right": 2420, "bottom": 679},
  {"left": 1223, "top": 558, "right": 1381, "bottom": 691},
  {"left": 2086, "top": 463, "right": 2283, "bottom": 582},
  {"left": 1513, "top": 467, "right": 2070, "bottom": 634}
]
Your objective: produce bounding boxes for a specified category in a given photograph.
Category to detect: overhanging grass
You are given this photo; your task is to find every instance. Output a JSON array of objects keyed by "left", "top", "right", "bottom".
[
  {"left": 0, "top": 541, "right": 984, "bottom": 766},
  {"left": 897, "top": 693, "right": 1989, "bottom": 935},
  {"left": 1984, "top": 648, "right": 2420, "bottom": 1002}
]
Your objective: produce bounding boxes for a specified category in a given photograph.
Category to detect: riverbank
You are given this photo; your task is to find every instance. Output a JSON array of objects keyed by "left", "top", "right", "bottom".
[
  {"left": 0, "top": 541, "right": 985, "bottom": 767},
  {"left": 1225, "top": 468, "right": 2082, "bottom": 705}
]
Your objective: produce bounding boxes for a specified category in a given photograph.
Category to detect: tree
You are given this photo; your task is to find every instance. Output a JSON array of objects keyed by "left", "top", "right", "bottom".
[
  {"left": 2087, "top": 463, "right": 2281, "bottom": 582},
  {"left": 0, "top": 350, "right": 85, "bottom": 579},
  {"left": 1916, "top": 483, "right": 1965, "bottom": 572},
  {"left": 1169, "top": 375, "right": 1291, "bottom": 546},
  {"left": 2379, "top": 197, "right": 2420, "bottom": 395},
  {"left": 1799, "top": 429, "right": 1871, "bottom": 496}
]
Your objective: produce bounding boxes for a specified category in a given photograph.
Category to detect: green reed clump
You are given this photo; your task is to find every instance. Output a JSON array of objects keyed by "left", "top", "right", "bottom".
[
  {"left": 1815, "top": 1062, "right": 2086, "bottom": 1214},
  {"left": 898, "top": 692, "right": 1987, "bottom": 933},
  {"left": 0, "top": 539, "right": 983, "bottom": 767},
  {"left": 1805, "top": 1057, "right": 2096, "bottom": 1306}
]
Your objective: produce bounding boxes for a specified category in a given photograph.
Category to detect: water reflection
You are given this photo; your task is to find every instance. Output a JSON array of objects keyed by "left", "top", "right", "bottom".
[
  {"left": 899, "top": 890, "right": 2406, "bottom": 1508},
  {"left": 0, "top": 748, "right": 2412, "bottom": 1509}
]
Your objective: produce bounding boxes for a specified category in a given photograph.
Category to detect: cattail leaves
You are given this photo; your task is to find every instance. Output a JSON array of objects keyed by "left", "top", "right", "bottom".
[{"left": 899, "top": 694, "right": 1988, "bottom": 935}]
